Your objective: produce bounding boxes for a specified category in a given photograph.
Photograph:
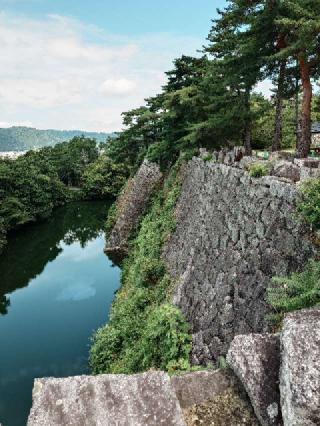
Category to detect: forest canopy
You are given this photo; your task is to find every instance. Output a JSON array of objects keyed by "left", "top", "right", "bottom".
[
  {"left": 106, "top": 0, "right": 320, "bottom": 172},
  {"left": 0, "top": 136, "right": 127, "bottom": 253}
]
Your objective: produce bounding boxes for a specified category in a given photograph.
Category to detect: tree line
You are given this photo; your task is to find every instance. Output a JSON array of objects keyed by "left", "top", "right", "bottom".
[
  {"left": 107, "top": 0, "right": 320, "bottom": 172},
  {"left": 0, "top": 136, "right": 127, "bottom": 253}
]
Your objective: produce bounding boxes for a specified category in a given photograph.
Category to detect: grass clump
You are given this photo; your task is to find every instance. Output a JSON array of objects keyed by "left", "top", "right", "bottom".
[
  {"left": 104, "top": 202, "right": 118, "bottom": 237},
  {"left": 297, "top": 178, "right": 320, "bottom": 231},
  {"left": 248, "top": 162, "right": 270, "bottom": 178},
  {"left": 202, "top": 154, "right": 214, "bottom": 162},
  {"left": 267, "top": 260, "right": 320, "bottom": 324},
  {"left": 90, "top": 163, "right": 193, "bottom": 374}
]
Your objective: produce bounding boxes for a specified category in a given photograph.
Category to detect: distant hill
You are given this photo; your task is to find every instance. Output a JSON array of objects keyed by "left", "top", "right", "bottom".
[{"left": 0, "top": 126, "right": 113, "bottom": 152}]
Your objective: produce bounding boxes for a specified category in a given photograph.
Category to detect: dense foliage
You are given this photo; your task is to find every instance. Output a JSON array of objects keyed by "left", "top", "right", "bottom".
[
  {"left": 248, "top": 162, "right": 270, "bottom": 178},
  {"left": 0, "top": 152, "right": 67, "bottom": 253},
  {"left": 268, "top": 260, "right": 320, "bottom": 322},
  {"left": 0, "top": 137, "right": 127, "bottom": 253},
  {"left": 105, "top": 1, "right": 320, "bottom": 174},
  {"left": 297, "top": 178, "right": 320, "bottom": 230},
  {"left": 81, "top": 155, "right": 127, "bottom": 199},
  {"left": 90, "top": 165, "right": 193, "bottom": 375},
  {"left": 0, "top": 126, "right": 111, "bottom": 152}
]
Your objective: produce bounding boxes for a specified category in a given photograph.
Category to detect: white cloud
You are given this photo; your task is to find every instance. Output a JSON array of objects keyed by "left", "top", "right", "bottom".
[
  {"left": 0, "top": 120, "right": 34, "bottom": 128},
  {"left": 0, "top": 12, "right": 202, "bottom": 132},
  {"left": 100, "top": 78, "right": 136, "bottom": 96}
]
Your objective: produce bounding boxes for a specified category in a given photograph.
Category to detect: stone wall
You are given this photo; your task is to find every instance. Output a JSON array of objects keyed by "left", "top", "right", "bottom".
[{"left": 164, "top": 157, "right": 316, "bottom": 364}]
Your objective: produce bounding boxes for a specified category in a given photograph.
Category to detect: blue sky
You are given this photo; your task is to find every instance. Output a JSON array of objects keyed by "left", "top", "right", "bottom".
[
  {"left": 0, "top": 1, "right": 228, "bottom": 132},
  {"left": 1, "top": 0, "right": 225, "bottom": 38}
]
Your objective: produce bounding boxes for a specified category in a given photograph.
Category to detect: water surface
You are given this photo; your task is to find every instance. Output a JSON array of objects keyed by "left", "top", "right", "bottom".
[{"left": 0, "top": 202, "right": 120, "bottom": 426}]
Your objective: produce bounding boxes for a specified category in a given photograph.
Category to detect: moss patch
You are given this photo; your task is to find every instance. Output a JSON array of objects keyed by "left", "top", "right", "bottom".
[{"left": 184, "top": 388, "right": 258, "bottom": 426}]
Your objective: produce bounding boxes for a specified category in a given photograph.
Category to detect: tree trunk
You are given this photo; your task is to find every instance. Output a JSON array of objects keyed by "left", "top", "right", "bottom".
[
  {"left": 272, "top": 60, "right": 286, "bottom": 151},
  {"left": 295, "top": 75, "right": 300, "bottom": 149},
  {"left": 297, "top": 58, "right": 312, "bottom": 158},
  {"left": 244, "top": 122, "right": 252, "bottom": 156},
  {"left": 244, "top": 88, "right": 252, "bottom": 156}
]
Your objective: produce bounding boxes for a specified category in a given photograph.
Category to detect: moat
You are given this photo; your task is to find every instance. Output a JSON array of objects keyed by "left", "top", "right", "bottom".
[{"left": 0, "top": 201, "right": 120, "bottom": 426}]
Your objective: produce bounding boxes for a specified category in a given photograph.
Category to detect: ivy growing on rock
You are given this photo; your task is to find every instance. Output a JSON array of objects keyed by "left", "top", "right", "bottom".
[
  {"left": 297, "top": 178, "right": 320, "bottom": 231},
  {"left": 90, "top": 163, "right": 193, "bottom": 375},
  {"left": 267, "top": 260, "right": 320, "bottom": 324}
]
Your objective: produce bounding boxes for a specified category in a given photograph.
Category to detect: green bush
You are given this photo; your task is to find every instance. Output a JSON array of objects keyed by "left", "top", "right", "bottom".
[
  {"left": 267, "top": 260, "right": 320, "bottom": 323},
  {"left": 138, "top": 304, "right": 191, "bottom": 371},
  {"left": 248, "top": 162, "right": 270, "bottom": 178},
  {"left": 104, "top": 202, "right": 118, "bottom": 237},
  {"left": 81, "top": 155, "right": 127, "bottom": 200},
  {"left": 202, "top": 154, "right": 214, "bottom": 162},
  {"left": 297, "top": 178, "right": 320, "bottom": 231},
  {"left": 90, "top": 163, "right": 193, "bottom": 374}
]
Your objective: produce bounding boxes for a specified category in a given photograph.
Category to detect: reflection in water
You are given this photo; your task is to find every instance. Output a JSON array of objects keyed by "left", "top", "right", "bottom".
[
  {"left": 56, "top": 280, "right": 97, "bottom": 302},
  {"left": 0, "top": 201, "right": 121, "bottom": 426},
  {"left": 0, "top": 202, "right": 108, "bottom": 316},
  {"left": 0, "top": 294, "right": 9, "bottom": 315}
]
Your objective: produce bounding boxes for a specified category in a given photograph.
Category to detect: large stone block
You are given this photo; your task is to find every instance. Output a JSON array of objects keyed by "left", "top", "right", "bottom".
[
  {"left": 27, "top": 372, "right": 185, "bottom": 426},
  {"left": 105, "top": 160, "right": 162, "bottom": 262},
  {"left": 280, "top": 309, "right": 320, "bottom": 426},
  {"left": 227, "top": 333, "right": 282, "bottom": 426},
  {"left": 272, "top": 161, "right": 300, "bottom": 182}
]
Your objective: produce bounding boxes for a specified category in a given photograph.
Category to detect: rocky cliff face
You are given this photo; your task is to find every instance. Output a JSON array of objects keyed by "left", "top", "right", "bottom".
[
  {"left": 105, "top": 160, "right": 162, "bottom": 261},
  {"left": 164, "top": 157, "right": 315, "bottom": 364}
]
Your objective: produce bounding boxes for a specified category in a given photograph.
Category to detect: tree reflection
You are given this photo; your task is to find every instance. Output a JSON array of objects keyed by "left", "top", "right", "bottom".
[
  {"left": 0, "top": 201, "right": 110, "bottom": 315},
  {"left": 0, "top": 295, "right": 10, "bottom": 315}
]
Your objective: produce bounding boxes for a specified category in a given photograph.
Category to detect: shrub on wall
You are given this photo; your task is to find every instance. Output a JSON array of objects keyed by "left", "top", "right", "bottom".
[
  {"left": 248, "top": 162, "right": 270, "bottom": 178},
  {"left": 267, "top": 260, "right": 320, "bottom": 323},
  {"left": 297, "top": 178, "right": 320, "bottom": 231}
]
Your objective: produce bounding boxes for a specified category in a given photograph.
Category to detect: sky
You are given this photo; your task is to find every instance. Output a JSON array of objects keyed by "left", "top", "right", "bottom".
[
  {"left": 0, "top": 0, "right": 231, "bottom": 132},
  {"left": 0, "top": 0, "right": 230, "bottom": 132}
]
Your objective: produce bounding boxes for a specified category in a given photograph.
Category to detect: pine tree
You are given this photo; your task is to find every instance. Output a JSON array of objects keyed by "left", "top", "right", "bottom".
[
  {"left": 205, "top": 1, "right": 265, "bottom": 154},
  {"left": 277, "top": 0, "right": 320, "bottom": 157}
]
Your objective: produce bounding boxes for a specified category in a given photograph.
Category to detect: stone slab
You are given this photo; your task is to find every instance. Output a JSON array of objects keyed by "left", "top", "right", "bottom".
[
  {"left": 227, "top": 333, "right": 282, "bottom": 426},
  {"left": 280, "top": 309, "right": 320, "bottom": 426},
  {"left": 105, "top": 160, "right": 162, "bottom": 261},
  {"left": 27, "top": 372, "right": 186, "bottom": 426}
]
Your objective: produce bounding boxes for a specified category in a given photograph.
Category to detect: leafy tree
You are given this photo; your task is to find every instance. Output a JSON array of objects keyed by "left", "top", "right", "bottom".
[
  {"left": 47, "top": 136, "right": 99, "bottom": 186},
  {"left": 81, "top": 155, "right": 128, "bottom": 199},
  {"left": 0, "top": 136, "right": 110, "bottom": 253},
  {"left": 205, "top": 1, "right": 265, "bottom": 154},
  {"left": 251, "top": 94, "right": 275, "bottom": 149},
  {"left": 106, "top": 107, "right": 161, "bottom": 173}
]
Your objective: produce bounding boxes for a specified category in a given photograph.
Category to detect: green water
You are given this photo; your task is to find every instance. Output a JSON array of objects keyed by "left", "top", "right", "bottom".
[{"left": 0, "top": 201, "right": 120, "bottom": 426}]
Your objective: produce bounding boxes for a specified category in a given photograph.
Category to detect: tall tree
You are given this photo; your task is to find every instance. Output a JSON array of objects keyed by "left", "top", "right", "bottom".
[
  {"left": 205, "top": 1, "right": 264, "bottom": 154},
  {"left": 277, "top": 0, "right": 320, "bottom": 157}
]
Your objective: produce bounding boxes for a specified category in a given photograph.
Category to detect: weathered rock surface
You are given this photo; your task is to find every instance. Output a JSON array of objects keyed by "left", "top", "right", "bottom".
[
  {"left": 164, "top": 158, "right": 315, "bottom": 363},
  {"left": 27, "top": 372, "right": 186, "bottom": 426},
  {"left": 272, "top": 161, "right": 300, "bottom": 182},
  {"left": 173, "top": 368, "right": 259, "bottom": 425},
  {"left": 280, "top": 309, "right": 320, "bottom": 426},
  {"left": 183, "top": 388, "right": 259, "bottom": 426},
  {"left": 171, "top": 369, "right": 236, "bottom": 409},
  {"left": 105, "top": 160, "right": 162, "bottom": 261},
  {"left": 227, "top": 333, "right": 282, "bottom": 426}
]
